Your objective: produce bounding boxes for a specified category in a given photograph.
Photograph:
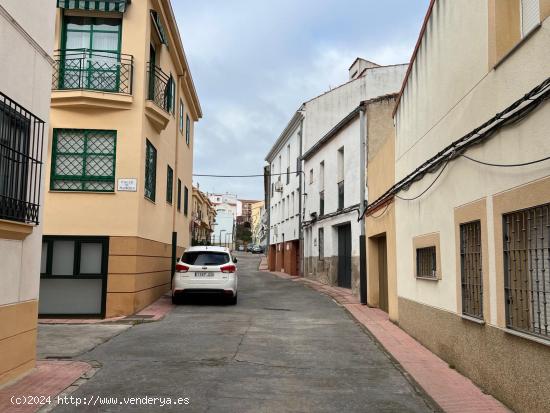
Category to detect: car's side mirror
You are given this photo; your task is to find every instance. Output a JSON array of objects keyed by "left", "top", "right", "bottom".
[{"left": 233, "top": 257, "right": 238, "bottom": 263}]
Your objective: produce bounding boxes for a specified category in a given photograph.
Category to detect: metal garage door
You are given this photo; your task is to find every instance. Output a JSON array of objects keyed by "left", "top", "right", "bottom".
[{"left": 39, "top": 236, "right": 108, "bottom": 318}]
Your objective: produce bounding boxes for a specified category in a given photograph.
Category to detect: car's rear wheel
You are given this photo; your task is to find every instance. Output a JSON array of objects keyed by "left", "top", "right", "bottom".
[
  {"left": 227, "top": 294, "right": 238, "bottom": 305},
  {"left": 172, "top": 294, "right": 181, "bottom": 305}
]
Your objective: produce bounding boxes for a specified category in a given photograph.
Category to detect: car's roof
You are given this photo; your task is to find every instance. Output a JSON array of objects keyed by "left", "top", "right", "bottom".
[{"left": 185, "top": 246, "right": 231, "bottom": 253}]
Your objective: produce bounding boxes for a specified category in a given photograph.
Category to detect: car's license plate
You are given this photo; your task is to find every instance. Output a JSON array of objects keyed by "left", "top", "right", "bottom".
[{"left": 195, "top": 272, "right": 215, "bottom": 277}]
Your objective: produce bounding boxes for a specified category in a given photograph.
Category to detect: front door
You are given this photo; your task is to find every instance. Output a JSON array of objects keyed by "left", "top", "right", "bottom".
[
  {"left": 378, "top": 236, "right": 389, "bottom": 313},
  {"left": 337, "top": 224, "right": 352, "bottom": 288}
]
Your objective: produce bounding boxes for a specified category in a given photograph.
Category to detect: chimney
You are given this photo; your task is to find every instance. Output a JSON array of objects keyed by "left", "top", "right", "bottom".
[{"left": 349, "top": 58, "right": 380, "bottom": 80}]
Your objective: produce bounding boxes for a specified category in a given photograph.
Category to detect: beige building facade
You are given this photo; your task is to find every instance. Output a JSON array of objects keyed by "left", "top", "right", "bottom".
[
  {"left": 388, "top": 1, "right": 550, "bottom": 411},
  {"left": 41, "top": 0, "right": 202, "bottom": 318},
  {"left": 192, "top": 186, "right": 215, "bottom": 245},
  {"left": 0, "top": 0, "right": 56, "bottom": 385}
]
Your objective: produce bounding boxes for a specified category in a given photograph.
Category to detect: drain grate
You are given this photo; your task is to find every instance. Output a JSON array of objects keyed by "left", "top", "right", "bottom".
[{"left": 263, "top": 307, "right": 293, "bottom": 312}]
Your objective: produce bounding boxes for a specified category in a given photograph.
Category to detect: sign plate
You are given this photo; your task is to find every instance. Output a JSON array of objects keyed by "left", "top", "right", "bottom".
[{"left": 117, "top": 179, "right": 137, "bottom": 192}]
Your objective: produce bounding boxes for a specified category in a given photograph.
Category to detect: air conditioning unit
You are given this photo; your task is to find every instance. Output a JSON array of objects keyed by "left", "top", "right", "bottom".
[{"left": 274, "top": 182, "right": 283, "bottom": 192}]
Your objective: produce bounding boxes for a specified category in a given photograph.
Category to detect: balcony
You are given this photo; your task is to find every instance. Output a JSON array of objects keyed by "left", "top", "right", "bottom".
[
  {"left": 145, "top": 63, "right": 173, "bottom": 130},
  {"left": 51, "top": 49, "right": 134, "bottom": 110}
]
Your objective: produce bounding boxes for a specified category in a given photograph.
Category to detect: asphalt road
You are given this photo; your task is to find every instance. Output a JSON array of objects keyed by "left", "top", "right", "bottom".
[{"left": 54, "top": 253, "right": 434, "bottom": 413}]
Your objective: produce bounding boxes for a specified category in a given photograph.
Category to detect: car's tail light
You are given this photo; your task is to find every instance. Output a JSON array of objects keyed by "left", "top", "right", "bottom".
[
  {"left": 175, "top": 263, "right": 189, "bottom": 273},
  {"left": 220, "top": 264, "right": 236, "bottom": 273}
]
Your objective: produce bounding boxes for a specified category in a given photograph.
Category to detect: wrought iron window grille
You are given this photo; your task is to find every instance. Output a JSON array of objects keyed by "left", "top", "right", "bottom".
[
  {"left": 416, "top": 246, "right": 437, "bottom": 279},
  {"left": 147, "top": 63, "right": 173, "bottom": 113},
  {"left": 0, "top": 92, "right": 45, "bottom": 225},
  {"left": 460, "top": 221, "right": 483, "bottom": 319},
  {"left": 504, "top": 204, "right": 550, "bottom": 340}
]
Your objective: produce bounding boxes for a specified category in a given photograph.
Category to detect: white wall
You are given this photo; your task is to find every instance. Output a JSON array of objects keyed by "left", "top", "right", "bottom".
[
  {"left": 394, "top": 1, "right": 550, "bottom": 325},
  {"left": 0, "top": 0, "right": 55, "bottom": 307},
  {"left": 268, "top": 119, "right": 301, "bottom": 244}
]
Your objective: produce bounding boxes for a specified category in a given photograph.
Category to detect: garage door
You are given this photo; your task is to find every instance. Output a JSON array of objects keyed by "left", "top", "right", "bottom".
[{"left": 40, "top": 236, "right": 108, "bottom": 318}]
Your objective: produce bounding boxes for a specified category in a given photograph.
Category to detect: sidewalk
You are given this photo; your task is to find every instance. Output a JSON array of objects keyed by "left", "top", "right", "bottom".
[
  {"left": 0, "top": 361, "right": 92, "bottom": 413},
  {"left": 261, "top": 259, "right": 509, "bottom": 413}
]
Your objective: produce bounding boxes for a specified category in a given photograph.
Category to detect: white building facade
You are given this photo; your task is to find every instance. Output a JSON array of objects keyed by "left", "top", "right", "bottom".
[
  {"left": 265, "top": 112, "right": 303, "bottom": 276},
  {"left": 208, "top": 193, "right": 238, "bottom": 246},
  {"left": 0, "top": 0, "right": 56, "bottom": 384},
  {"left": 302, "top": 61, "right": 407, "bottom": 295}
]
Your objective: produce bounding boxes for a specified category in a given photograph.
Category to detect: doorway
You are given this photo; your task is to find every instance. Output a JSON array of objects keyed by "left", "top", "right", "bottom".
[
  {"left": 337, "top": 224, "right": 352, "bottom": 288},
  {"left": 377, "top": 236, "right": 389, "bottom": 313}
]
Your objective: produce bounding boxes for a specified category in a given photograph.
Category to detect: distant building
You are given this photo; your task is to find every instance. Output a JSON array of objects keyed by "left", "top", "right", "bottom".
[
  {"left": 208, "top": 193, "right": 238, "bottom": 246},
  {"left": 238, "top": 199, "right": 262, "bottom": 226},
  {"left": 250, "top": 201, "right": 266, "bottom": 246},
  {"left": 192, "top": 186, "right": 216, "bottom": 245}
]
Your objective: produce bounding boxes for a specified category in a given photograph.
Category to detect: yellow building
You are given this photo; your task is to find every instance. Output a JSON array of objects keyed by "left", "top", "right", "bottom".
[
  {"left": 0, "top": 0, "right": 56, "bottom": 385},
  {"left": 41, "top": 0, "right": 202, "bottom": 318},
  {"left": 250, "top": 201, "right": 265, "bottom": 246},
  {"left": 192, "top": 186, "right": 216, "bottom": 245}
]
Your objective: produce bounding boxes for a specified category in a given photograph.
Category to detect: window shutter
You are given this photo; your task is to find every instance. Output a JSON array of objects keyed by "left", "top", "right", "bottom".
[{"left": 521, "top": 0, "right": 540, "bottom": 37}]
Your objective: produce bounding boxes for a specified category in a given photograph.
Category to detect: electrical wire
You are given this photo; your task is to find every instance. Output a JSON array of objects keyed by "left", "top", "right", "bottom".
[
  {"left": 461, "top": 154, "right": 550, "bottom": 167},
  {"left": 368, "top": 203, "right": 390, "bottom": 219},
  {"left": 193, "top": 171, "right": 304, "bottom": 178},
  {"left": 395, "top": 159, "right": 451, "bottom": 201}
]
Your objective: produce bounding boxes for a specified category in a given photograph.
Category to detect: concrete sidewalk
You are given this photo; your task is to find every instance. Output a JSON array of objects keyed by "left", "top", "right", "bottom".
[{"left": 261, "top": 260, "right": 509, "bottom": 413}]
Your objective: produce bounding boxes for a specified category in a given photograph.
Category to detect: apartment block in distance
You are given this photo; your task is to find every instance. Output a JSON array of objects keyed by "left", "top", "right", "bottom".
[
  {"left": 41, "top": 0, "right": 202, "bottom": 318},
  {"left": 388, "top": 1, "right": 550, "bottom": 411},
  {"left": 0, "top": 0, "right": 55, "bottom": 384}
]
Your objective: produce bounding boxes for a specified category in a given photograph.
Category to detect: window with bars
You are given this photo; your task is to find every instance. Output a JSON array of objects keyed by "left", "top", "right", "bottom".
[
  {"left": 184, "top": 186, "right": 189, "bottom": 215},
  {"left": 338, "top": 181, "right": 344, "bottom": 210},
  {"left": 0, "top": 93, "right": 44, "bottom": 224},
  {"left": 144, "top": 140, "right": 156, "bottom": 201},
  {"left": 186, "top": 115, "right": 191, "bottom": 145},
  {"left": 319, "top": 190, "right": 325, "bottom": 216},
  {"left": 503, "top": 204, "right": 550, "bottom": 340},
  {"left": 166, "top": 165, "right": 173, "bottom": 204},
  {"left": 51, "top": 129, "right": 116, "bottom": 192},
  {"left": 416, "top": 246, "right": 437, "bottom": 279},
  {"left": 177, "top": 179, "right": 181, "bottom": 211},
  {"left": 460, "top": 221, "right": 483, "bottom": 319}
]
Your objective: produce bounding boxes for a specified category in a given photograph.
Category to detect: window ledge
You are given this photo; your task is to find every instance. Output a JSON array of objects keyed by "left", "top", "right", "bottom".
[
  {"left": 501, "top": 327, "right": 550, "bottom": 348},
  {"left": 51, "top": 90, "right": 133, "bottom": 110},
  {"left": 415, "top": 276, "right": 439, "bottom": 281},
  {"left": 0, "top": 219, "right": 34, "bottom": 240},
  {"left": 145, "top": 100, "right": 170, "bottom": 131},
  {"left": 460, "top": 314, "right": 485, "bottom": 325},
  {"left": 49, "top": 190, "right": 115, "bottom": 195}
]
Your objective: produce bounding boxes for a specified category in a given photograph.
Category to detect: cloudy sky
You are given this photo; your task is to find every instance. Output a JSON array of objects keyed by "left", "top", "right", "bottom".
[{"left": 173, "top": 0, "right": 430, "bottom": 200}]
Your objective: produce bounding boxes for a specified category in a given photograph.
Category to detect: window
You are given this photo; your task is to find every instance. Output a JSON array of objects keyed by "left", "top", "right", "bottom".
[
  {"left": 309, "top": 169, "right": 314, "bottom": 184},
  {"left": 337, "top": 147, "right": 344, "bottom": 181},
  {"left": 166, "top": 165, "right": 173, "bottom": 204},
  {"left": 286, "top": 195, "right": 290, "bottom": 219},
  {"left": 60, "top": 17, "right": 122, "bottom": 92},
  {"left": 521, "top": 0, "right": 540, "bottom": 37},
  {"left": 0, "top": 93, "right": 44, "bottom": 224},
  {"left": 282, "top": 199, "right": 285, "bottom": 221},
  {"left": 181, "top": 251, "right": 230, "bottom": 265},
  {"left": 179, "top": 99, "right": 184, "bottom": 133},
  {"left": 271, "top": 182, "right": 274, "bottom": 198},
  {"left": 166, "top": 74, "right": 175, "bottom": 114},
  {"left": 51, "top": 129, "right": 116, "bottom": 192},
  {"left": 286, "top": 144, "right": 290, "bottom": 185},
  {"left": 338, "top": 181, "right": 344, "bottom": 210},
  {"left": 416, "top": 247, "right": 437, "bottom": 279},
  {"left": 184, "top": 186, "right": 189, "bottom": 215},
  {"left": 291, "top": 192, "right": 295, "bottom": 216},
  {"left": 320, "top": 190, "right": 325, "bottom": 216},
  {"left": 319, "top": 161, "right": 325, "bottom": 191},
  {"left": 503, "top": 203, "right": 550, "bottom": 339},
  {"left": 145, "top": 139, "right": 157, "bottom": 201},
  {"left": 177, "top": 179, "right": 182, "bottom": 211},
  {"left": 318, "top": 228, "right": 324, "bottom": 260},
  {"left": 460, "top": 221, "right": 483, "bottom": 319},
  {"left": 186, "top": 115, "right": 191, "bottom": 145}
]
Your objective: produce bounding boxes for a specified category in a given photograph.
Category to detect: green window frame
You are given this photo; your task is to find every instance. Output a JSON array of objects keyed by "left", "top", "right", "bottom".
[
  {"left": 51, "top": 129, "right": 116, "bottom": 192},
  {"left": 145, "top": 139, "right": 157, "bottom": 201},
  {"left": 185, "top": 114, "right": 191, "bottom": 145},
  {"left": 60, "top": 16, "right": 123, "bottom": 92},
  {"left": 184, "top": 186, "right": 189, "bottom": 215},
  {"left": 177, "top": 179, "right": 182, "bottom": 211},
  {"left": 166, "top": 165, "right": 173, "bottom": 204},
  {"left": 179, "top": 99, "right": 184, "bottom": 133},
  {"left": 165, "top": 74, "right": 175, "bottom": 115}
]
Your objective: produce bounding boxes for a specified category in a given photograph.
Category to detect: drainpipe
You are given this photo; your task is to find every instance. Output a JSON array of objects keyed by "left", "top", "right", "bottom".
[
  {"left": 359, "top": 104, "right": 367, "bottom": 305},
  {"left": 298, "top": 118, "right": 304, "bottom": 277}
]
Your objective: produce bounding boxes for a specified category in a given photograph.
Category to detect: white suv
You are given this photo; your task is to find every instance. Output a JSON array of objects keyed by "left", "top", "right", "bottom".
[{"left": 172, "top": 246, "right": 238, "bottom": 305}]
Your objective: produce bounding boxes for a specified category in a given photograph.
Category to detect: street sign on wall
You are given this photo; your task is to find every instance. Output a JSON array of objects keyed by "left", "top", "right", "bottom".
[{"left": 117, "top": 179, "right": 137, "bottom": 192}]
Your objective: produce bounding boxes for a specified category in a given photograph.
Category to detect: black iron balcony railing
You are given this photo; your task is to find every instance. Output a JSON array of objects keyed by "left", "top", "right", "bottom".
[
  {"left": 147, "top": 63, "right": 174, "bottom": 113},
  {"left": 52, "top": 49, "right": 133, "bottom": 94},
  {"left": 0, "top": 92, "right": 45, "bottom": 225}
]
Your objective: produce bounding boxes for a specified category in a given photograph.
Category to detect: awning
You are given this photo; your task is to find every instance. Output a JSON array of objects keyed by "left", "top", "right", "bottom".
[{"left": 57, "top": 0, "right": 130, "bottom": 13}]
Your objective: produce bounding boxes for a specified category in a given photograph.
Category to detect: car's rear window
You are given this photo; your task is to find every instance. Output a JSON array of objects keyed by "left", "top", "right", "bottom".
[{"left": 181, "top": 252, "right": 230, "bottom": 266}]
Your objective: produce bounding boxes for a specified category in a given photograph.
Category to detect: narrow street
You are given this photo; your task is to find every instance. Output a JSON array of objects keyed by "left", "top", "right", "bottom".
[{"left": 53, "top": 254, "right": 433, "bottom": 413}]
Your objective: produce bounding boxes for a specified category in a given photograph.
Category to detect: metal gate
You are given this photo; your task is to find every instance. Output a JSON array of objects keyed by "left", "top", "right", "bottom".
[{"left": 337, "top": 224, "right": 352, "bottom": 288}]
